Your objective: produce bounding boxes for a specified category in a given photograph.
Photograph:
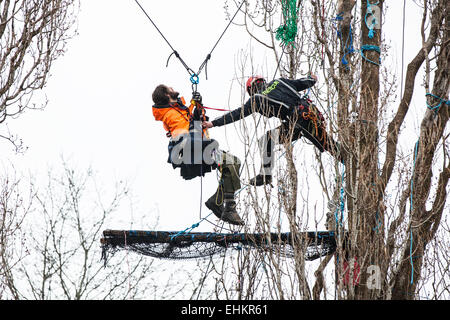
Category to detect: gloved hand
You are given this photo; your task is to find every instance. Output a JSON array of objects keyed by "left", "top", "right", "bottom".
[
  {"left": 192, "top": 92, "right": 202, "bottom": 104},
  {"left": 308, "top": 73, "right": 318, "bottom": 82}
]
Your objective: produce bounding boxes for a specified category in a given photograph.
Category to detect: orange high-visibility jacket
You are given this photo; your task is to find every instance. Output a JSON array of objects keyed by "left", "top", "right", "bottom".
[{"left": 152, "top": 98, "right": 194, "bottom": 138}]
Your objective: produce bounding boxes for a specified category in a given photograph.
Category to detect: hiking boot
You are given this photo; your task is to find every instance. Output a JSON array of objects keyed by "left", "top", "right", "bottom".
[
  {"left": 205, "top": 194, "right": 224, "bottom": 220},
  {"left": 221, "top": 200, "right": 245, "bottom": 226},
  {"left": 248, "top": 174, "right": 272, "bottom": 187}
]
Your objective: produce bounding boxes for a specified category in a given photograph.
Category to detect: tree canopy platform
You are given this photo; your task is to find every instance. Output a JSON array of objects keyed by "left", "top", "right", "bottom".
[{"left": 100, "top": 229, "right": 337, "bottom": 262}]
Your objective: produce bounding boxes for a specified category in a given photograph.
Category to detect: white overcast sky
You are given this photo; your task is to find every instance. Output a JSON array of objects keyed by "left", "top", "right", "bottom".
[{"left": 1, "top": 1, "right": 427, "bottom": 232}]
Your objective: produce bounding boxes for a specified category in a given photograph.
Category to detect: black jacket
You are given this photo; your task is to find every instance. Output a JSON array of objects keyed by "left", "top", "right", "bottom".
[{"left": 211, "top": 77, "right": 316, "bottom": 127}]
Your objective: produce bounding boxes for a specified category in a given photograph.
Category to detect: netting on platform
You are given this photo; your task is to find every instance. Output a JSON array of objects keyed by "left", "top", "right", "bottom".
[{"left": 100, "top": 230, "right": 337, "bottom": 263}]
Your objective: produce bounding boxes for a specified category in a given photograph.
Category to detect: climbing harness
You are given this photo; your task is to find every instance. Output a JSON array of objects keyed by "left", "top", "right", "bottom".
[
  {"left": 300, "top": 102, "right": 327, "bottom": 147},
  {"left": 156, "top": 95, "right": 217, "bottom": 182},
  {"left": 277, "top": 78, "right": 329, "bottom": 151},
  {"left": 133, "top": 0, "right": 245, "bottom": 93}
]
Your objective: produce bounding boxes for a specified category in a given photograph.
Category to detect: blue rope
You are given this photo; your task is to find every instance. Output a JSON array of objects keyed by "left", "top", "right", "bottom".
[
  {"left": 373, "top": 211, "right": 382, "bottom": 233},
  {"left": 365, "top": 1, "right": 380, "bottom": 39},
  {"left": 334, "top": 164, "right": 346, "bottom": 228},
  {"left": 361, "top": 45, "right": 381, "bottom": 66},
  {"left": 407, "top": 93, "right": 448, "bottom": 283},
  {"left": 409, "top": 140, "right": 419, "bottom": 285},
  {"left": 334, "top": 13, "right": 355, "bottom": 68},
  {"left": 170, "top": 212, "right": 213, "bottom": 241},
  {"left": 342, "top": 25, "right": 355, "bottom": 66},
  {"left": 425, "top": 93, "right": 450, "bottom": 113}
]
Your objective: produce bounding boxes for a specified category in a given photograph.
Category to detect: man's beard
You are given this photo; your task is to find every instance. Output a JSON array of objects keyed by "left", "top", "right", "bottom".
[{"left": 169, "top": 91, "right": 179, "bottom": 100}]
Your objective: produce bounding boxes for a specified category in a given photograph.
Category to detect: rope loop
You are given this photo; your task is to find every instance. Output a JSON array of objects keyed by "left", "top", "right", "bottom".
[
  {"left": 425, "top": 93, "right": 450, "bottom": 113},
  {"left": 361, "top": 44, "right": 380, "bottom": 66}
]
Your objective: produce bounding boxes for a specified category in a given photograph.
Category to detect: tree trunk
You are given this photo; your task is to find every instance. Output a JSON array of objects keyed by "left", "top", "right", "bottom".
[
  {"left": 391, "top": 0, "right": 449, "bottom": 299},
  {"left": 349, "top": 0, "right": 384, "bottom": 299}
]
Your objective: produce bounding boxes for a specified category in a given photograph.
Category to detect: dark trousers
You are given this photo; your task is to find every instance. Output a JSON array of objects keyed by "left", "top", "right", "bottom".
[{"left": 259, "top": 104, "right": 337, "bottom": 175}]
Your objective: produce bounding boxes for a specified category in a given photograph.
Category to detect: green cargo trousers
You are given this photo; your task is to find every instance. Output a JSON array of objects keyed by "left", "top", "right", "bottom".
[{"left": 211, "top": 150, "right": 241, "bottom": 204}]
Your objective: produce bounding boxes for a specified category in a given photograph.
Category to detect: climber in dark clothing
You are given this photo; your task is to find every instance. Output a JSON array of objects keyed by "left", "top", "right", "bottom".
[{"left": 202, "top": 75, "right": 340, "bottom": 186}]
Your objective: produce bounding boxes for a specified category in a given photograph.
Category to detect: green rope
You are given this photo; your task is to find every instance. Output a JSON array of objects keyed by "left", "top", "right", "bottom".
[{"left": 275, "top": 0, "right": 299, "bottom": 47}]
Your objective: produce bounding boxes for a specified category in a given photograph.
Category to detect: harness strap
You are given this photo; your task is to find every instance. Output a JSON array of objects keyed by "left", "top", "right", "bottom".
[
  {"left": 254, "top": 78, "right": 314, "bottom": 112},
  {"left": 269, "top": 79, "right": 328, "bottom": 150},
  {"left": 189, "top": 100, "right": 210, "bottom": 139},
  {"left": 277, "top": 78, "right": 305, "bottom": 100},
  {"left": 253, "top": 93, "right": 291, "bottom": 110}
]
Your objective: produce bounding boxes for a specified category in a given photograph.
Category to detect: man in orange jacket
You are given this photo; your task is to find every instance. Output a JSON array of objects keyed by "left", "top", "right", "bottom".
[{"left": 152, "top": 84, "right": 244, "bottom": 226}]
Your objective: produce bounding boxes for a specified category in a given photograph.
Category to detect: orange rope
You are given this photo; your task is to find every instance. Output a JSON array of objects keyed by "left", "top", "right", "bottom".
[{"left": 301, "top": 103, "right": 328, "bottom": 149}]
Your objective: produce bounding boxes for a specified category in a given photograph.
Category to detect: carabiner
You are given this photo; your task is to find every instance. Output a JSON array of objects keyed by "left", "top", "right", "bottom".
[{"left": 190, "top": 73, "right": 200, "bottom": 85}]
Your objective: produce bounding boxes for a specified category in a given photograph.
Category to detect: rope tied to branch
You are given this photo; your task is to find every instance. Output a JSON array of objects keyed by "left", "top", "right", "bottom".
[
  {"left": 169, "top": 213, "right": 214, "bottom": 241},
  {"left": 334, "top": 12, "right": 356, "bottom": 68},
  {"left": 361, "top": 44, "right": 381, "bottom": 66},
  {"left": 425, "top": 93, "right": 450, "bottom": 114}
]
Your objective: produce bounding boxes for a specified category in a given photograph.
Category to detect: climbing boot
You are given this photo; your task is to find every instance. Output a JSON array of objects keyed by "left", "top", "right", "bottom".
[
  {"left": 205, "top": 193, "right": 224, "bottom": 220},
  {"left": 222, "top": 200, "right": 245, "bottom": 226},
  {"left": 248, "top": 174, "right": 272, "bottom": 187}
]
